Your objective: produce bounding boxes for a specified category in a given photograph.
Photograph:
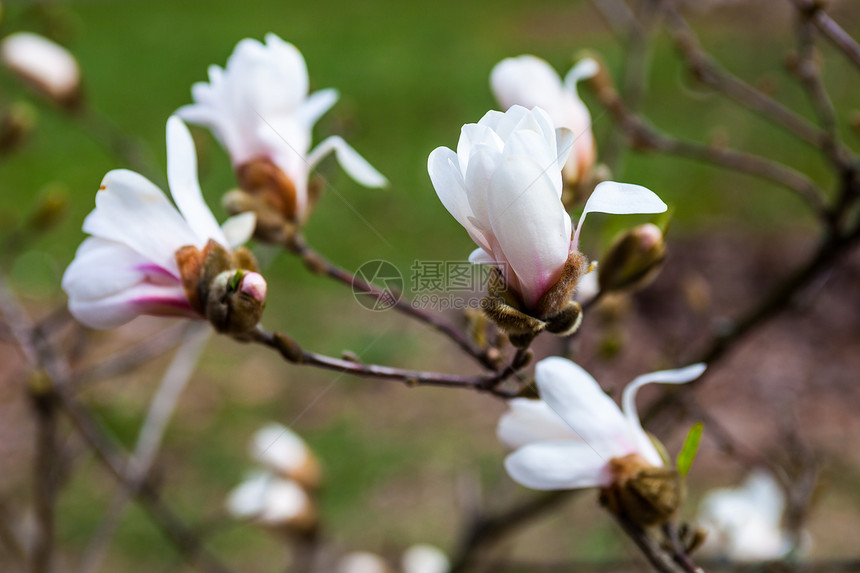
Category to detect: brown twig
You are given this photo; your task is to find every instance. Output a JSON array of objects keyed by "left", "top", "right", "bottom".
[
  {"left": 283, "top": 232, "right": 502, "bottom": 370},
  {"left": 790, "top": 0, "right": 860, "bottom": 71},
  {"left": 246, "top": 326, "right": 522, "bottom": 398},
  {"left": 589, "top": 72, "right": 830, "bottom": 214}
]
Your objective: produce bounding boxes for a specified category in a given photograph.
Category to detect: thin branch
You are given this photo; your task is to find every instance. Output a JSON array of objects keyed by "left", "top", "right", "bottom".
[
  {"left": 658, "top": 1, "right": 835, "bottom": 156},
  {"left": 790, "top": 0, "right": 860, "bottom": 71},
  {"left": 79, "top": 323, "right": 211, "bottom": 573},
  {"left": 246, "top": 326, "right": 522, "bottom": 398},
  {"left": 283, "top": 232, "right": 502, "bottom": 370},
  {"left": 589, "top": 73, "right": 830, "bottom": 214},
  {"left": 611, "top": 515, "right": 687, "bottom": 573},
  {"left": 29, "top": 387, "right": 58, "bottom": 573}
]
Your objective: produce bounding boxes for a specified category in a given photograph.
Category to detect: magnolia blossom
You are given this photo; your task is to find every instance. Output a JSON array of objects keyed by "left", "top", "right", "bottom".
[
  {"left": 698, "top": 471, "right": 796, "bottom": 561},
  {"left": 250, "top": 422, "right": 321, "bottom": 489},
  {"left": 0, "top": 32, "right": 80, "bottom": 104},
  {"left": 178, "top": 34, "right": 387, "bottom": 221},
  {"left": 62, "top": 116, "right": 259, "bottom": 329},
  {"left": 491, "top": 55, "right": 598, "bottom": 185},
  {"left": 226, "top": 471, "right": 315, "bottom": 530},
  {"left": 498, "top": 357, "right": 706, "bottom": 490},
  {"left": 401, "top": 545, "right": 450, "bottom": 573},
  {"left": 337, "top": 553, "right": 392, "bottom": 573},
  {"left": 428, "top": 105, "right": 666, "bottom": 310}
]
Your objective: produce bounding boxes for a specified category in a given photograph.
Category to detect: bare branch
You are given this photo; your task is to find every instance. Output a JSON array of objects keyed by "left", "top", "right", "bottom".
[{"left": 790, "top": 0, "right": 860, "bottom": 71}]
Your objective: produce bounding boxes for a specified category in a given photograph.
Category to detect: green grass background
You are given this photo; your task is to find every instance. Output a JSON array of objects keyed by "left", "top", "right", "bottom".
[{"left": 1, "top": 0, "right": 858, "bottom": 570}]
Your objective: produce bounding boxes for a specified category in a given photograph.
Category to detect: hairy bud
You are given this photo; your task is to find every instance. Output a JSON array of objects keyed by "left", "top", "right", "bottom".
[
  {"left": 598, "top": 224, "right": 666, "bottom": 293},
  {"left": 600, "top": 453, "right": 685, "bottom": 527}
]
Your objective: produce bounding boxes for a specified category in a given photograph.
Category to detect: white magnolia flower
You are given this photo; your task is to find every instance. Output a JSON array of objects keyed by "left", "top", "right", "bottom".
[
  {"left": 698, "top": 471, "right": 796, "bottom": 561},
  {"left": 337, "top": 552, "right": 392, "bottom": 573},
  {"left": 491, "top": 55, "right": 598, "bottom": 185},
  {"left": 62, "top": 116, "right": 259, "bottom": 329},
  {"left": 402, "top": 544, "right": 449, "bottom": 573},
  {"left": 178, "top": 34, "right": 387, "bottom": 221},
  {"left": 250, "top": 423, "right": 321, "bottom": 489},
  {"left": 226, "top": 471, "right": 315, "bottom": 530},
  {"left": 498, "top": 357, "right": 706, "bottom": 490},
  {"left": 428, "top": 105, "right": 665, "bottom": 310},
  {"left": 1, "top": 32, "right": 81, "bottom": 105}
]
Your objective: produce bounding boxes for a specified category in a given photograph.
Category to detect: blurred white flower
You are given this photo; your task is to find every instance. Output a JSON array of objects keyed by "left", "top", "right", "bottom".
[
  {"left": 0, "top": 32, "right": 80, "bottom": 105},
  {"left": 698, "top": 471, "right": 797, "bottom": 561},
  {"left": 226, "top": 471, "right": 316, "bottom": 531},
  {"left": 491, "top": 55, "right": 598, "bottom": 185},
  {"left": 498, "top": 357, "right": 705, "bottom": 490},
  {"left": 62, "top": 116, "right": 258, "bottom": 329},
  {"left": 337, "top": 552, "right": 392, "bottom": 573},
  {"left": 401, "top": 544, "right": 449, "bottom": 573},
  {"left": 178, "top": 34, "right": 387, "bottom": 222},
  {"left": 429, "top": 104, "right": 665, "bottom": 310},
  {"left": 250, "top": 422, "right": 321, "bottom": 489}
]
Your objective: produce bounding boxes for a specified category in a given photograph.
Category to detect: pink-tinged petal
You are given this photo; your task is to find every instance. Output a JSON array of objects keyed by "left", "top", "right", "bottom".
[
  {"left": 296, "top": 88, "right": 338, "bottom": 128},
  {"left": 503, "top": 126, "right": 562, "bottom": 195},
  {"left": 62, "top": 238, "right": 177, "bottom": 304},
  {"left": 486, "top": 156, "right": 570, "bottom": 308},
  {"left": 504, "top": 440, "right": 606, "bottom": 490},
  {"left": 621, "top": 363, "right": 706, "bottom": 465},
  {"left": 83, "top": 169, "right": 200, "bottom": 274},
  {"left": 497, "top": 398, "right": 579, "bottom": 449},
  {"left": 68, "top": 283, "right": 196, "bottom": 330},
  {"left": 535, "top": 357, "right": 633, "bottom": 460},
  {"left": 468, "top": 247, "right": 495, "bottom": 266},
  {"left": 221, "top": 212, "right": 256, "bottom": 248},
  {"left": 306, "top": 135, "right": 387, "bottom": 188},
  {"left": 573, "top": 181, "right": 667, "bottom": 249},
  {"left": 240, "top": 272, "right": 267, "bottom": 303},
  {"left": 166, "top": 116, "right": 227, "bottom": 246}
]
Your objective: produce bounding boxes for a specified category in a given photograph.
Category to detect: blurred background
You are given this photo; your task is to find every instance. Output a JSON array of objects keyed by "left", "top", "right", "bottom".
[{"left": 1, "top": 0, "right": 859, "bottom": 571}]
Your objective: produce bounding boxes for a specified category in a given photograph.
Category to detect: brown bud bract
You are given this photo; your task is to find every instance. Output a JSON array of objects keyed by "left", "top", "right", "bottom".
[
  {"left": 600, "top": 453, "right": 685, "bottom": 527},
  {"left": 598, "top": 224, "right": 666, "bottom": 293}
]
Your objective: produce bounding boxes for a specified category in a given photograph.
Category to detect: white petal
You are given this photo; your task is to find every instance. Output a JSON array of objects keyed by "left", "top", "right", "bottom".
[
  {"left": 337, "top": 552, "right": 390, "bottom": 573},
  {"left": 249, "top": 423, "right": 311, "bottom": 476},
  {"left": 479, "top": 105, "right": 530, "bottom": 141},
  {"left": 83, "top": 169, "right": 200, "bottom": 274},
  {"left": 621, "top": 363, "right": 706, "bottom": 465},
  {"left": 574, "top": 181, "right": 667, "bottom": 248},
  {"left": 468, "top": 247, "right": 495, "bottom": 266},
  {"left": 428, "top": 147, "right": 484, "bottom": 244},
  {"left": 554, "top": 127, "right": 575, "bottom": 178},
  {"left": 166, "top": 116, "right": 228, "bottom": 246},
  {"left": 535, "top": 357, "right": 633, "bottom": 460},
  {"left": 296, "top": 88, "right": 339, "bottom": 127},
  {"left": 487, "top": 156, "right": 571, "bottom": 308},
  {"left": 221, "top": 212, "right": 256, "bottom": 248},
  {"left": 490, "top": 55, "right": 563, "bottom": 114},
  {"left": 402, "top": 545, "right": 450, "bottom": 573},
  {"left": 0, "top": 32, "right": 80, "bottom": 101},
  {"left": 563, "top": 57, "right": 599, "bottom": 94},
  {"left": 497, "top": 398, "right": 579, "bottom": 449},
  {"left": 504, "top": 440, "right": 606, "bottom": 490},
  {"left": 306, "top": 135, "right": 388, "bottom": 188},
  {"left": 226, "top": 471, "right": 270, "bottom": 519},
  {"left": 68, "top": 283, "right": 195, "bottom": 330},
  {"left": 740, "top": 471, "right": 785, "bottom": 526},
  {"left": 258, "top": 477, "right": 312, "bottom": 526}
]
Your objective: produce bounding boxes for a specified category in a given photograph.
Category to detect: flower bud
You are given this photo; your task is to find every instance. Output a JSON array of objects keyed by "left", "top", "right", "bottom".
[
  {"left": 598, "top": 223, "right": 666, "bottom": 293},
  {"left": 227, "top": 472, "right": 317, "bottom": 535},
  {"left": 223, "top": 189, "right": 293, "bottom": 243},
  {"left": 0, "top": 101, "right": 37, "bottom": 154},
  {"left": 1, "top": 32, "right": 81, "bottom": 108},
  {"left": 337, "top": 552, "right": 393, "bottom": 573},
  {"left": 205, "top": 270, "right": 267, "bottom": 334},
  {"left": 402, "top": 544, "right": 450, "bottom": 573},
  {"left": 600, "top": 453, "right": 685, "bottom": 527},
  {"left": 250, "top": 423, "right": 322, "bottom": 490}
]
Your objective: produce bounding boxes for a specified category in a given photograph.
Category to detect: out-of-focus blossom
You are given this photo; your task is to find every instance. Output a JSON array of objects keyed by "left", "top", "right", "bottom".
[
  {"left": 250, "top": 422, "right": 321, "bottom": 489},
  {"left": 491, "top": 55, "right": 598, "bottom": 186},
  {"left": 428, "top": 104, "right": 666, "bottom": 315},
  {"left": 226, "top": 471, "right": 316, "bottom": 532},
  {"left": 62, "top": 116, "right": 262, "bottom": 331},
  {"left": 337, "top": 552, "right": 392, "bottom": 573},
  {"left": 698, "top": 471, "right": 797, "bottom": 561},
  {"left": 1, "top": 32, "right": 80, "bottom": 106},
  {"left": 401, "top": 544, "right": 449, "bottom": 573},
  {"left": 178, "top": 34, "right": 387, "bottom": 223},
  {"left": 499, "top": 357, "right": 705, "bottom": 524}
]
